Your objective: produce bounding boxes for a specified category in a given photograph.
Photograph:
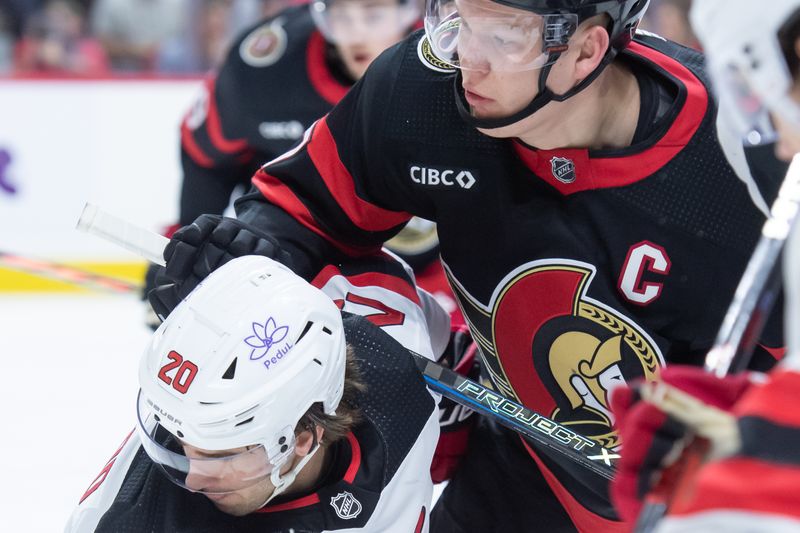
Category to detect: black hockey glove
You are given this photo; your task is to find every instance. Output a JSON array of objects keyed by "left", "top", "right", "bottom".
[
  {"left": 148, "top": 214, "right": 292, "bottom": 321},
  {"left": 142, "top": 263, "right": 162, "bottom": 331}
]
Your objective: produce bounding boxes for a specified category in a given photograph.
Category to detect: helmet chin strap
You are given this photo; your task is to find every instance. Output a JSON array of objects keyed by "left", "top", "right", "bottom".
[
  {"left": 454, "top": 49, "right": 618, "bottom": 131},
  {"left": 260, "top": 429, "right": 322, "bottom": 508},
  {"left": 260, "top": 444, "right": 322, "bottom": 507}
]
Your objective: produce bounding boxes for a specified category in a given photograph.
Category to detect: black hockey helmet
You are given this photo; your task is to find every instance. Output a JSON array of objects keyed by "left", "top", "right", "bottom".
[
  {"left": 425, "top": 0, "right": 650, "bottom": 129},
  {"left": 489, "top": 0, "right": 648, "bottom": 53}
]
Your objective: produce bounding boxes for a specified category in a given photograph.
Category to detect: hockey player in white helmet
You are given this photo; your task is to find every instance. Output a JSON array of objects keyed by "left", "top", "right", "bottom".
[
  {"left": 610, "top": 1, "right": 800, "bottom": 531},
  {"left": 67, "top": 255, "right": 441, "bottom": 532}
]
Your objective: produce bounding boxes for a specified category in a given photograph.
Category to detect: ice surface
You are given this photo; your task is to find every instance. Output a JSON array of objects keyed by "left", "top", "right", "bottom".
[{"left": 0, "top": 294, "right": 150, "bottom": 532}]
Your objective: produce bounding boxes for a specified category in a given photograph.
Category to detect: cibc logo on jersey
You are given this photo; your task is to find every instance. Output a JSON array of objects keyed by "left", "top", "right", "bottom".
[{"left": 409, "top": 165, "right": 477, "bottom": 189}]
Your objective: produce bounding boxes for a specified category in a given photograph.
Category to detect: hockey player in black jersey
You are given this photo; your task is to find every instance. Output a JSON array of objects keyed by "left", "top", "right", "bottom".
[
  {"left": 163, "top": 0, "right": 419, "bottom": 237},
  {"left": 69, "top": 255, "right": 442, "bottom": 532},
  {"left": 143, "top": 0, "right": 420, "bottom": 325},
  {"left": 147, "top": 0, "right": 789, "bottom": 530}
]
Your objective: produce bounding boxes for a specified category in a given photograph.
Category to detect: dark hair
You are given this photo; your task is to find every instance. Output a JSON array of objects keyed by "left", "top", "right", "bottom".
[
  {"left": 779, "top": 7, "right": 800, "bottom": 79},
  {"left": 295, "top": 344, "right": 366, "bottom": 444}
]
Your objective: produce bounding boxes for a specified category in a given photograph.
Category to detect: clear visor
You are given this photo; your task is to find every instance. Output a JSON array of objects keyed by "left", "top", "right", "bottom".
[
  {"left": 136, "top": 392, "right": 290, "bottom": 495},
  {"left": 310, "top": 0, "right": 419, "bottom": 45},
  {"left": 716, "top": 63, "right": 779, "bottom": 146},
  {"left": 424, "top": 0, "right": 577, "bottom": 72}
]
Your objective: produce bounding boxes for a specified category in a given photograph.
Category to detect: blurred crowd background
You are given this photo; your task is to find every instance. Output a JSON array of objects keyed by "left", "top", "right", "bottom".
[{"left": 0, "top": 0, "right": 697, "bottom": 77}]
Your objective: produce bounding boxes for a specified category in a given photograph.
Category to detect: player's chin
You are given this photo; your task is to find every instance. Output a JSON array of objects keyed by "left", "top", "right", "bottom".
[{"left": 207, "top": 494, "right": 256, "bottom": 516}]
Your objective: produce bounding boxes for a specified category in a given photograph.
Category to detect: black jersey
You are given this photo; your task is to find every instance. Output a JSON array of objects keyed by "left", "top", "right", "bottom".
[
  {"left": 178, "top": 5, "right": 350, "bottom": 226},
  {"left": 234, "top": 30, "right": 786, "bottom": 530}
]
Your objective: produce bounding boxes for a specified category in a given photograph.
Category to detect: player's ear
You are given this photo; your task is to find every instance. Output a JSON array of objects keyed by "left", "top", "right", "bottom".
[
  {"left": 573, "top": 18, "right": 611, "bottom": 81},
  {"left": 295, "top": 426, "right": 325, "bottom": 456}
]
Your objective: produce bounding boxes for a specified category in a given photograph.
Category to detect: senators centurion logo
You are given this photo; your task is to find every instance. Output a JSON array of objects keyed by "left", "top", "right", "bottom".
[{"left": 446, "top": 259, "right": 665, "bottom": 449}]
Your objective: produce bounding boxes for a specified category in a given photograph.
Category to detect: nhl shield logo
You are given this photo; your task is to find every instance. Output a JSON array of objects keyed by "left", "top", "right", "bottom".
[
  {"left": 550, "top": 157, "right": 576, "bottom": 184},
  {"left": 330, "top": 491, "right": 362, "bottom": 520}
]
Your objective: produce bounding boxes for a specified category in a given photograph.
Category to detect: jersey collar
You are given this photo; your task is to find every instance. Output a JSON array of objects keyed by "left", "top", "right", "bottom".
[
  {"left": 306, "top": 31, "right": 351, "bottom": 106},
  {"left": 256, "top": 431, "right": 362, "bottom": 513},
  {"left": 514, "top": 40, "right": 709, "bottom": 196}
]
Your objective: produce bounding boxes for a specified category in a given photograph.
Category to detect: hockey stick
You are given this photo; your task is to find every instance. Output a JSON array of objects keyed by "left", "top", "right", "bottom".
[
  {"left": 75, "top": 202, "right": 619, "bottom": 481},
  {"left": 634, "top": 154, "right": 800, "bottom": 532},
  {"left": 413, "top": 353, "right": 616, "bottom": 479},
  {"left": 0, "top": 250, "right": 141, "bottom": 294}
]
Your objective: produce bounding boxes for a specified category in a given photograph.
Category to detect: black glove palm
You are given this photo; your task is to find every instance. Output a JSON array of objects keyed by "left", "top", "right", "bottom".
[{"left": 148, "top": 215, "right": 292, "bottom": 321}]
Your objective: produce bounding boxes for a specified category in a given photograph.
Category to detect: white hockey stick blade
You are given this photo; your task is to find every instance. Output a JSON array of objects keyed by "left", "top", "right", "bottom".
[{"left": 76, "top": 203, "right": 170, "bottom": 266}]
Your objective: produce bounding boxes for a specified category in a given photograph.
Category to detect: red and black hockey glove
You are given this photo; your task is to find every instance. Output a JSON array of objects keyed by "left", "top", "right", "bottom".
[
  {"left": 610, "top": 365, "right": 758, "bottom": 523},
  {"left": 148, "top": 214, "right": 292, "bottom": 320},
  {"left": 431, "top": 326, "right": 479, "bottom": 483}
]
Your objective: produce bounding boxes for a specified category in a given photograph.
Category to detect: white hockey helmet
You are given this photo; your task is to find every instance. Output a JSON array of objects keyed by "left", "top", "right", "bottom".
[
  {"left": 136, "top": 255, "right": 346, "bottom": 497},
  {"left": 691, "top": 0, "right": 800, "bottom": 145}
]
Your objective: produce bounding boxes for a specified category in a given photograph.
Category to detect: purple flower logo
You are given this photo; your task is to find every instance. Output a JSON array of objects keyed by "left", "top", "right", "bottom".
[{"left": 245, "top": 317, "right": 289, "bottom": 361}]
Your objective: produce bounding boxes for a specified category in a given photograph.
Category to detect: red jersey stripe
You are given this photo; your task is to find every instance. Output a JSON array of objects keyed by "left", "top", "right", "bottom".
[
  {"left": 253, "top": 169, "right": 380, "bottom": 256},
  {"left": 521, "top": 439, "right": 628, "bottom": 533},
  {"left": 343, "top": 432, "right": 362, "bottom": 483},
  {"left": 414, "top": 507, "right": 426, "bottom": 533},
  {"left": 205, "top": 77, "right": 249, "bottom": 154},
  {"left": 180, "top": 120, "right": 215, "bottom": 168},
  {"left": 514, "top": 41, "right": 708, "bottom": 195},
  {"left": 306, "top": 116, "right": 412, "bottom": 232},
  {"left": 312, "top": 264, "right": 421, "bottom": 304},
  {"left": 257, "top": 492, "right": 321, "bottom": 513},
  {"left": 306, "top": 31, "right": 350, "bottom": 106}
]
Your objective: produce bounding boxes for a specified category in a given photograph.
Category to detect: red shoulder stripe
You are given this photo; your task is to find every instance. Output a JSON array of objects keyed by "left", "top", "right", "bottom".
[
  {"left": 253, "top": 168, "right": 379, "bottom": 256},
  {"left": 306, "top": 117, "right": 411, "bottom": 232}
]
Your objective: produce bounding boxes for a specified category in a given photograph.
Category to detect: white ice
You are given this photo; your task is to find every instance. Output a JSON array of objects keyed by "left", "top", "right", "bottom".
[{"left": 0, "top": 294, "right": 151, "bottom": 533}]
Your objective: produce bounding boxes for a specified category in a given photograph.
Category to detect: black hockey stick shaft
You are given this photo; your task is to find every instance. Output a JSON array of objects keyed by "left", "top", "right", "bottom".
[
  {"left": 411, "top": 351, "right": 617, "bottom": 480},
  {"left": 0, "top": 251, "right": 141, "bottom": 294},
  {"left": 75, "top": 203, "right": 618, "bottom": 480},
  {"left": 634, "top": 154, "right": 800, "bottom": 533}
]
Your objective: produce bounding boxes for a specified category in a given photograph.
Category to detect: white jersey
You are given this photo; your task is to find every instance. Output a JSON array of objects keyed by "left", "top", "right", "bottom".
[{"left": 67, "top": 254, "right": 446, "bottom": 532}]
